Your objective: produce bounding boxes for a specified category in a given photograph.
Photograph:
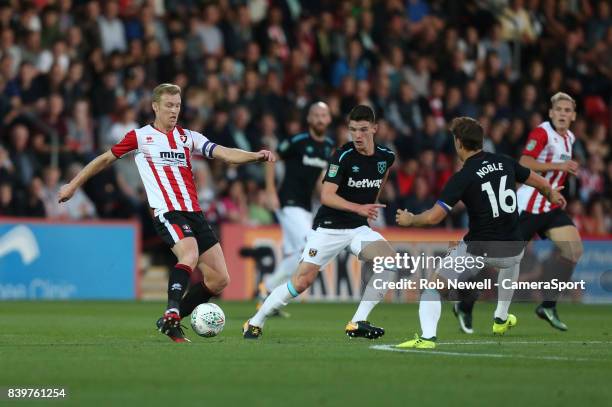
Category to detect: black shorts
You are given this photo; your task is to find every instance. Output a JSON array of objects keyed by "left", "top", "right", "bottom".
[
  {"left": 153, "top": 211, "right": 219, "bottom": 255},
  {"left": 519, "top": 208, "right": 575, "bottom": 240}
]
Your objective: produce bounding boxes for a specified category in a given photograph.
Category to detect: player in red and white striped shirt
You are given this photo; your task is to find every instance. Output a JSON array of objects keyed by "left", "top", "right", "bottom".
[
  {"left": 514, "top": 92, "right": 583, "bottom": 330},
  {"left": 59, "top": 83, "right": 274, "bottom": 342},
  {"left": 455, "top": 92, "right": 583, "bottom": 333}
]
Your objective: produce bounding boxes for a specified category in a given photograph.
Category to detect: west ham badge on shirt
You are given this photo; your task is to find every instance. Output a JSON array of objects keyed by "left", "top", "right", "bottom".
[{"left": 377, "top": 161, "right": 387, "bottom": 174}]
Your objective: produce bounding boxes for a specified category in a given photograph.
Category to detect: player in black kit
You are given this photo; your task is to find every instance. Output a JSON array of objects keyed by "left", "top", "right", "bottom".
[
  {"left": 257, "top": 102, "right": 334, "bottom": 311},
  {"left": 395, "top": 117, "right": 565, "bottom": 349},
  {"left": 244, "top": 105, "right": 398, "bottom": 339}
]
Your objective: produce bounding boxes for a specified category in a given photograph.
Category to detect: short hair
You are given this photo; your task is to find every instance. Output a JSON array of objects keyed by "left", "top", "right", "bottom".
[
  {"left": 348, "top": 105, "right": 375, "bottom": 123},
  {"left": 550, "top": 92, "right": 576, "bottom": 110},
  {"left": 152, "top": 83, "right": 181, "bottom": 103},
  {"left": 449, "top": 117, "right": 483, "bottom": 151}
]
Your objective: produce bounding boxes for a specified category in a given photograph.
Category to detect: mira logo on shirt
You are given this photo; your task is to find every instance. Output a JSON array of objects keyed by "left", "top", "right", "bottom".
[
  {"left": 347, "top": 177, "right": 383, "bottom": 188},
  {"left": 160, "top": 151, "right": 186, "bottom": 159}
]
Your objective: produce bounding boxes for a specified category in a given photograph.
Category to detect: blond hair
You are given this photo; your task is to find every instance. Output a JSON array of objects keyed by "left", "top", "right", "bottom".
[
  {"left": 152, "top": 83, "right": 181, "bottom": 103},
  {"left": 550, "top": 92, "right": 576, "bottom": 109}
]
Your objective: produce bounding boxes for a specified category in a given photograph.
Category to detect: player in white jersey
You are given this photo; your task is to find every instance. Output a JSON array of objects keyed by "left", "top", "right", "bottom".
[
  {"left": 455, "top": 92, "right": 583, "bottom": 332},
  {"left": 58, "top": 83, "right": 274, "bottom": 342}
]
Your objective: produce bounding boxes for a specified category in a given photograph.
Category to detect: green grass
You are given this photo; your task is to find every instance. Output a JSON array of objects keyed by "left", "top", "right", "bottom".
[{"left": 1, "top": 301, "right": 611, "bottom": 406}]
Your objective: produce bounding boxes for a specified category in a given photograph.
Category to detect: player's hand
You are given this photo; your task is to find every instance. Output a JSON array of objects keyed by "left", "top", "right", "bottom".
[
  {"left": 395, "top": 209, "right": 414, "bottom": 227},
  {"left": 549, "top": 186, "right": 567, "bottom": 209},
  {"left": 58, "top": 184, "right": 76, "bottom": 203},
  {"left": 357, "top": 203, "right": 385, "bottom": 220},
  {"left": 256, "top": 150, "right": 276, "bottom": 162},
  {"left": 560, "top": 160, "right": 579, "bottom": 175}
]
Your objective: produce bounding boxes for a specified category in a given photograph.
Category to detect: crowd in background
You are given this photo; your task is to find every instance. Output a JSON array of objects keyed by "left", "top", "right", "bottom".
[{"left": 0, "top": 0, "right": 610, "bottom": 245}]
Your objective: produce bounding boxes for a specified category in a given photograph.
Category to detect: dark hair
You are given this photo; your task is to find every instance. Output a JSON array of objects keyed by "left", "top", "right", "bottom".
[
  {"left": 348, "top": 105, "right": 375, "bottom": 123},
  {"left": 449, "top": 117, "right": 483, "bottom": 151}
]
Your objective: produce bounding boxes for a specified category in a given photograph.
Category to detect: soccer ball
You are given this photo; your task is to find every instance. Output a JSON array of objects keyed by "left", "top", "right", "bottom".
[{"left": 190, "top": 303, "right": 225, "bottom": 337}]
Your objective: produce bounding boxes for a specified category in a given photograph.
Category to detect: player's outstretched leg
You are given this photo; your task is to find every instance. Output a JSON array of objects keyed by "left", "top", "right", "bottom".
[
  {"left": 256, "top": 252, "right": 299, "bottom": 318},
  {"left": 244, "top": 262, "right": 320, "bottom": 339}
]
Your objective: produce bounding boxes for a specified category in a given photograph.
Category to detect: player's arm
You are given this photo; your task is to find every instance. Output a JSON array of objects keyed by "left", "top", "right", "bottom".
[
  {"left": 519, "top": 155, "right": 578, "bottom": 175},
  {"left": 191, "top": 130, "right": 274, "bottom": 165},
  {"left": 520, "top": 127, "right": 578, "bottom": 174},
  {"left": 524, "top": 170, "right": 566, "bottom": 208},
  {"left": 312, "top": 169, "right": 325, "bottom": 197},
  {"left": 264, "top": 161, "right": 280, "bottom": 210},
  {"left": 395, "top": 203, "right": 447, "bottom": 227},
  {"left": 513, "top": 158, "right": 566, "bottom": 208},
  {"left": 212, "top": 145, "right": 275, "bottom": 164},
  {"left": 58, "top": 150, "right": 117, "bottom": 202},
  {"left": 375, "top": 170, "right": 390, "bottom": 203},
  {"left": 320, "top": 181, "right": 384, "bottom": 220}
]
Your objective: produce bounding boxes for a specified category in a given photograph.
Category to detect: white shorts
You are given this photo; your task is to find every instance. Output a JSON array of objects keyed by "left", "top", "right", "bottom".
[
  {"left": 437, "top": 241, "right": 524, "bottom": 281},
  {"left": 300, "top": 225, "right": 385, "bottom": 267},
  {"left": 276, "top": 206, "right": 313, "bottom": 256}
]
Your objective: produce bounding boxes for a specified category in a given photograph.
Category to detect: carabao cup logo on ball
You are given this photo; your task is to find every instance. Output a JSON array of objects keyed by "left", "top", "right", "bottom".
[{"left": 191, "top": 303, "right": 225, "bottom": 337}]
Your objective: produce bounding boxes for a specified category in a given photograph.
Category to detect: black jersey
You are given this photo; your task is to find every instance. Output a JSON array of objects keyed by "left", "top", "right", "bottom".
[
  {"left": 277, "top": 132, "right": 334, "bottom": 211},
  {"left": 313, "top": 142, "right": 395, "bottom": 229},
  {"left": 438, "top": 151, "right": 531, "bottom": 256}
]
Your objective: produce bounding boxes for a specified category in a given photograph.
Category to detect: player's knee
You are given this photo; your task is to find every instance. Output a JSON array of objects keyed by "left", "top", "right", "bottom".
[
  {"left": 217, "top": 273, "right": 230, "bottom": 291},
  {"left": 180, "top": 253, "right": 199, "bottom": 269}
]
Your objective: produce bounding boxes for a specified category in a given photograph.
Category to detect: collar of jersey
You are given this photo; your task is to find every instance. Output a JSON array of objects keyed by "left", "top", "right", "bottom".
[
  {"left": 465, "top": 150, "right": 485, "bottom": 162},
  {"left": 548, "top": 121, "right": 569, "bottom": 138},
  {"left": 150, "top": 123, "right": 176, "bottom": 135}
]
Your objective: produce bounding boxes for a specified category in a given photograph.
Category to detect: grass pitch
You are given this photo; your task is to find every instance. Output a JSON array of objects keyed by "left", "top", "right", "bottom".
[{"left": 1, "top": 301, "right": 610, "bottom": 406}]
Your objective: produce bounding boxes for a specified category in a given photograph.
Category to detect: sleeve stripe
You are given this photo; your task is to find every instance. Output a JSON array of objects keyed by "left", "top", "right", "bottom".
[
  {"left": 436, "top": 200, "right": 452, "bottom": 213},
  {"left": 377, "top": 146, "right": 395, "bottom": 154},
  {"left": 291, "top": 133, "right": 309, "bottom": 143},
  {"left": 338, "top": 148, "right": 353, "bottom": 162}
]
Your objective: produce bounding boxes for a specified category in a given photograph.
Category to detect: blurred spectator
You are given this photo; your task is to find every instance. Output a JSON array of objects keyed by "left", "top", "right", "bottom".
[
  {"left": 0, "top": 0, "right": 608, "bottom": 235},
  {"left": 8, "top": 124, "right": 39, "bottom": 190},
  {"left": 402, "top": 176, "right": 435, "bottom": 214},
  {"left": 99, "top": 1, "right": 127, "bottom": 55},
  {"left": 61, "top": 163, "right": 97, "bottom": 220}
]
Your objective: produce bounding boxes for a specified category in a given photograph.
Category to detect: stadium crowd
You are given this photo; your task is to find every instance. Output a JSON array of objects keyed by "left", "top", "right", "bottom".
[{"left": 0, "top": 0, "right": 610, "bottom": 243}]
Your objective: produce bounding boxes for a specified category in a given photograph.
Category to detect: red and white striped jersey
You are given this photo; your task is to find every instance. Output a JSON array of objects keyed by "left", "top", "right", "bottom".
[
  {"left": 517, "top": 121, "right": 575, "bottom": 214},
  {"left": 111, "top": 124, "right": 217, "bottom": 216}
]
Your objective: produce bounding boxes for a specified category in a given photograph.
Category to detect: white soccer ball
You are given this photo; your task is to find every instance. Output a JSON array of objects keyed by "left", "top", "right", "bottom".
[{"left": 190, "top": 303, "right": 225, "bottom": 337}]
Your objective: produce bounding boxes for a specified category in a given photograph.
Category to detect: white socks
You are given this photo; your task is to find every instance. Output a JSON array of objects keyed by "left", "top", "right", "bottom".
[
  {"left": 351, "top": 269, "right": 393, "bottom": 322},
  {"left": 250, "top": 281, "right": 298, "bottom": 327},
  {"left": 419, "top": 289, "right": 441, "bottom": 339},
  {"left": 264, "top": 252, "right": 301, "bottom": 292},
  {"left": 494, "top": 265, "right": 519, "bottom": 321}
]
